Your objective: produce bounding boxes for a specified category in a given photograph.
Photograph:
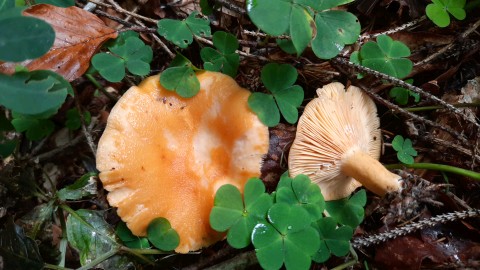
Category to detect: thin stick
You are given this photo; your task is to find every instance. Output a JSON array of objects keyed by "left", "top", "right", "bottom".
[
  {"left": 88, "top": 0, "right": 158, "bottom": 24},
  {"left": 352, "top": 209, "right": 480, "bottom": 248},
  {"left": 416, "top": 135, "right": 480, "bottom": 164},
  {"left": 134, "top": 18, "right": 175, "bottom": 58},
  {"left": 243, "top": 29, "right": 290, "bottom": 40},
  {"left": 332, "top": 61, "right": 470, "bottom": 147},
  {"left": 332, "top": 57, "right": 480, "bottom": 133},
  {"left": 93, "top": 9, "right": 136, "bottom": 27},
  {"left": 72, "top": 88, "right": 97, "bottom": 156},
  {"left": 32, "top": 135, "right": 85, "bottom": 162},
  {"left": 360, "top": 16, "right": 426, "bottom": 41},
  {"left": 195, "top": 36, "right": 270, "bottom": 61},
  {"left": 415, "top": 17, "right": 480, "bottom": 66},
  {"left": 214, "top": 0, "right": 246, "bottom": 14}
]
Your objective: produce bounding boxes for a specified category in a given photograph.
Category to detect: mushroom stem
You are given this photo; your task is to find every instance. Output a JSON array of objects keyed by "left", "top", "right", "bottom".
[{"left": 341, "top": 151, "right": 401, "bottom": 196}]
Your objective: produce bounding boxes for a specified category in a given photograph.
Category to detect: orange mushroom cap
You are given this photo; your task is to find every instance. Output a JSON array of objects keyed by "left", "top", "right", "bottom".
[
  {"left": 96, "top": 71, "right": 269, "bottom": 253},
  {"left": 288, "top": 82, "right": 401, "bottom": 200}
]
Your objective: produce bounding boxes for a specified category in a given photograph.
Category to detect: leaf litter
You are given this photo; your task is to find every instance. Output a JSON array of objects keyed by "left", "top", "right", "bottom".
[{"left": 1, "top": 1, "right": 480, "bottom": 270}]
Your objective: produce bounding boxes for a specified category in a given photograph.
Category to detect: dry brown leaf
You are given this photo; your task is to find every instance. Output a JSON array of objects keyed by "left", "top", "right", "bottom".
[
  {"left": 0, "top": 4, "right": 118, "bottom": 81},
  {"left": 374, "top": 236, "right": 450, "bottom": 270}
]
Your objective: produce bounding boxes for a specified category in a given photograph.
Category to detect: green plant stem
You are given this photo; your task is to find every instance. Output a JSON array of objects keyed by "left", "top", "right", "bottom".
[
  {"left": 331, "top": 259, "right": 357, "bottom": 270},
  {"left": 57, "top": 208, "right": 68, "bottom": 267},
  {"left": 59, "top": 204, "right": 96, "bottom": 230},
  {"left": 385, "top": 163, "right": 480, "bottom": 180},
  {"left": 43, "top": 263, "right": 73, "bottom": 270},
  {"left": 405, "top": 102, "right": 480, "bottom": 112},
  {"left": 122, "top": 246, "right": 169, "bottom": 255},
  {"left": 119, "top": 246, "right": 160, "bottom": 265},
  {"left": 77, "top": 248, "right": 119, "bottom": 270},
  {"left": 85, "top": 73, "right": 118, "bottom": 102}
]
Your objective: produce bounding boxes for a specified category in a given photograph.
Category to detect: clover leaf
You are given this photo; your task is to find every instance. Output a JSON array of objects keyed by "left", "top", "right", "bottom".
[
  {"left": 65, "top": 108, "right": 91, "bottom": 130},
  {"left": 210, "top": 178, "right": 273, "bottom": 248},
  {"left": 252, "top": 203, "right": 320, "bottom": 270},
  {"left": 392, "top": 135, "right": 418, "bottom": 164},
  {"left": 116, "top": 222, "right": 150, "bottom": 249},
  {"left": 157, "top": 11, "right": 210, "bottom": 48},
  {"left": 289, "top": 5, "right": 314, "bottom": 56},
  {"left": 11, "top": 112, "right": 55, "bottom": 141},
  {"left": 0, "top": 15, "right": 55, "bottom": 62},
  {"left": 312, "top": 217, "right": 353, "bottom": 263},
  {"left": 92, "top": 33, "right": 153, "bottom": 82},
  {"left": 0, "top": 70, "right": 70, "bottom": 116},
  {"left": 248, "top": 63, "right": 304, "bottom": 127},
  {"left": 147, "top": 217, "right": 180, "bottom": 251},
  {"left": 246, "top": 0, "right": 291, "bottom": 36},
  {"left": 247, "top": 0, "right": 359, "bottom": 58},
  {"left": 426, "top": 0, "right": 466, "bottom": 27},
  {"left": 311, "top": 10, "right": 360, "bottom": 59},
  {"left": 276, "top": 173, "right": 325, "bottom": 221},
  {"left": 160, "top": 54, "right": 200, "bottom": 98},
  {"left": 57, "top": 172, "right": 97, "bottom": 201},
  {"left": 389, "top": 79, "right": 420, "bottom": 105},
  {"left": 201, "top": 31, "right": 239, "bottom": 77},
  {"left": 350, "top": 35, "right": 413, "bottom": 79},
  {"left": 325, "top": 189, "right": 366, "bottom": 228}
]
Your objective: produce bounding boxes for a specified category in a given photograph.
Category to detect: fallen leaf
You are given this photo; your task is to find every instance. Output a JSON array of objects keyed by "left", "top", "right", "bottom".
[
  {"left": 374, "top": 236, "right": 449, "bottom": 270},
  {"left": 0, "top": 4, "right": 117, "bottom": 81},
  {"left": 260, "top": 123, "right": 296, "bottom": 191},
  {"left": 382, "top": 0, "right": 423, "bottom": 18}
]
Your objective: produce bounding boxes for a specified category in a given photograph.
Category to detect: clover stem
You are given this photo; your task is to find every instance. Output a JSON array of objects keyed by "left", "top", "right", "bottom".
[
  {"left": 330, "top": 259, "right": 357, "bottom": 270},
  {"left": 385, "top": 163, "right": 480, "bottom": 181},
  {"left": 404, "top": 102, "right": 480, "bottom": 112}
]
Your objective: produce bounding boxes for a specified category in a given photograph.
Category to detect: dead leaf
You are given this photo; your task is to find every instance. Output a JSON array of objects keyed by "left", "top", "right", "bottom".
[
  {"left": 260, "top": 123, "right": 296, "bottom": 191},
  {"left": 382, "top": 0, "right": 423, "bottom": 18},
  {"left": 374, "top": 236, "right": 450, "bottom": 270},
  {"left": 0, "top": 4, "right": 118, "bottom": 81}
]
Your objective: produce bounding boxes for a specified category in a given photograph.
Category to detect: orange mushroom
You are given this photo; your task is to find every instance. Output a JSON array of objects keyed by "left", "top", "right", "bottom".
[
  {"left": 96, "top": 71, "right": 269, "bottom": 253},
  {"left": 288, "top": 82, "right": 401, "bottom": 201}
]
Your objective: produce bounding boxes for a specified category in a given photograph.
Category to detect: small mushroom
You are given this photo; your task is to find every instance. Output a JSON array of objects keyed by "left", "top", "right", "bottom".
[
  {"left": 288, "top": 82, "right": 401, "bottom": 200},
  {"left": 96, "top": 71, "right": 269, "bottom": 253}
]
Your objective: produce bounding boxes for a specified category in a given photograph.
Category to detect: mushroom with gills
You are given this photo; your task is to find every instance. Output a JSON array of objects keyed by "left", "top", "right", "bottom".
[
  {"left": 288, "top": 82, "right": 401, "bottom": 201},
  {"left": 96, "top": 71, "right": 269, "bottom": 253}
]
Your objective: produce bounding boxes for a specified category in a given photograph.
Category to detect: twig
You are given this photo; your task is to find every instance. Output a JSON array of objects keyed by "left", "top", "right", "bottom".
[
  {"left": 88, "top": 0, "right": 158, "bottom": 24},
  {"left": 331, "top": 61, "right": 471, "bottom": 147},
  {"left": 214, "top": 0, "right": 246, "bottom": 15},
  {"left": 195, "top": 36, "right": 270, "bottom": 61},
  {"left": 243, "top": 29, "right": 290, "bottom": 40},
  {"left": 415, "top": 17, "right": 480, "bottom": 66},
  {"left": 73, "top": 89, "right": 97, "bottom": 156},
  {"left": 32, "top": 135, "right": 86, "bottom": 162},
  {"left": 93, "top": 9, "right": 136, "bottom": 27},
  {"left": 85, "top": 74, "right": 118, "bottom": 102},
  {"left": 203, "top": 251, "right": 258, "bottom": 270},
  {"left": 352, "top": 209, "right": 480, "bottom": 248},
  {"left": 417, "top": 135, "right": 480, "bottom": 164},
  {"left": 360, "top": 16, "right": 426, "bottom": 41},
  {"left": 332, "top": 57, "right": 480, "bottom": 133},
  {"left": 92, "top": 8, "right": 173, "bottom": 59},
  {"left": 133, "top": 18, "right": 175, "bottom": 58},
  {"left": 122, "top": 5, "right": 139, "bottom": 23}
]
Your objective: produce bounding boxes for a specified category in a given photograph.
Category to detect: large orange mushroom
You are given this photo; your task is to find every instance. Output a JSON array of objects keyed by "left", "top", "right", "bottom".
[{"left": 96, "top": 71, "right": 269, "bottom": 253}]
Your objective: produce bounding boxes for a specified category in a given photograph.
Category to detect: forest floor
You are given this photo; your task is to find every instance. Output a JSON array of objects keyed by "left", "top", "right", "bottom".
[{"left": 1, "top": 0, "right": 480, "bottom": 270}]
